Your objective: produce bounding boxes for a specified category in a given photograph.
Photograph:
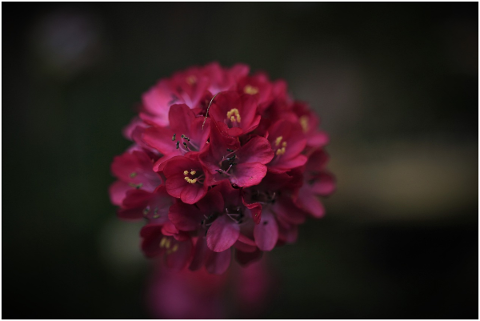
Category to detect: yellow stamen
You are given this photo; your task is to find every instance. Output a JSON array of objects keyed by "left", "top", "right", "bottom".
[
  {"left": 183, "top": 170, "right": 189, "bottom": 175},
  {"left": 276, "top": 147, "right": 286, "bottom": 156},
  {"left": 166, "top": 242, "right": 179, "bottom": 255},
  {"left": 190, "top": 170, "right": 196, "bottom": 175},
  {"left": 226, "top": 108, "right": 241, "bottom": 123},
  {"left": 300, "top": 116, "right": 309, "bottom": 132},
  {"left": 186, "top": 75, "right": 197, "bottom": 85},
  {"left": 244, "top": 85, "right": 259, "bottom": 95},
  {"left": 275, "top": 138, "right": 287, "bottom": 156},
  {"left": 184, "top": 177, "right": 197, "bottom": 184},
  {"left": 275, "top": 136, "right": 283, "bottom": 146},
  {"left": 160, "top": 237, "right": 167, "bottom": 248},
  {"left": 165, "top": 239, "right": 171, "bottom": 249}
]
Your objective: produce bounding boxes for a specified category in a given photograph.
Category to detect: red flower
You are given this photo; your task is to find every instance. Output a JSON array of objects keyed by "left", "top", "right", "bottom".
[
  {"left": 109, "top": 62, "right": 334, "bottom": 274},
  {"left": 292, "top": 101, "right": 330, "bottom": 148},
  {"left": 208, "top": 91, "right": 261, "bottom": 137},
  {"left": 202, "top": 62, "right": 250, "bottom": 94},
  {"left": 243, "top": 171, "right": 307, "bottom": 250},
  {"left": 237, "top": 72, "right": 273, "bottom": 107},
  {"left": 117, "top": 185, "right": 173, "bottom": 222},
  {"left": 294, "top": 149, "right": 336, "bottom": 218},
  {"left": 140, "top": 222, "right": 193, "bottom": 270},
  {"left": 163, "top": 155, "right": 209, "bottom": 204},
  {"left": 142, "top": 104, "right": 211, "bottom": 171},
  {"left": 266, "top": 119, "right": 308, "bottom": 173},
  {"left": 109, "top": 150, "right": 161, "bottom": 206},
  {"left": 140, "top": 73, "right": 209, "bottom": 127},
  {"left": 168, "top": 181, "right": 260, "bottom": 272},
  {"left": 199, "top": 121, "right": 274, "bottom": 187}
]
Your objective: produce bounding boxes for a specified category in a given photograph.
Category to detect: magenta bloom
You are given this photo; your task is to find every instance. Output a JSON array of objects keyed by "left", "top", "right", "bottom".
[
  {"left": 117, "top": 185, "right": 173, "bottom": 222},
  {"left": 294, "top": 149, "right": 336, "bottom": 218},
  {"left": 237, "top": 73, "right": 274, "bottom": 107},
  {"left": 140, "top": 222, "right": 193, "bottom": 269},
  {"left": 109, "top": 62, "right": 335, "bottom": 274},
  {"left": 292, "top": 101, "right": 330, "bottom": 148},
  {"left": 199, "top": 121, "right": 274, "bottom": 188},
  {"left": 109, "top": 149, "right": 161, "bottom": 206},
  {"left": 168, "top": 181, "right": 261, "bottom": 273},
  {"left": 266, "top": 119, "right": 308, "bottom": 173},
  {"left": 163, "top": 155, "right": 209, "bottom": 204},
  {"left": 208, "top": 91, "right": 261, "bottom": 137},
  {"left": 142, "top": 104, "right": 210, "bottom": 171}
]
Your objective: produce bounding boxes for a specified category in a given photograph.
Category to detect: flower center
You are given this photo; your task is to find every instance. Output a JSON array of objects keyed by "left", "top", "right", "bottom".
[
  {"left": 216, "top": 149, "right": 237, "bottom": 176},
  {"left": 249, "top": 190, "right": 277, "bottom": 204},
  {"left": 184, "top": 169, "right": 199, "bottom": 184},
  {"left": 201, "top": 213, "right": 219, "bottom": 229},
  {"left": 159, "top": 237, "right": 179, "bottom": 254},
  {"left": 226, "top": 108, "right": 241, "bottom": 123},
  {"left": 143, "top": 206, "right": 161, "bottom": 218},
  {"left": 225, "top": 206, "right": 244, "bottom": 224},
  {"left": 275, "top": 136, "right": 287, "bottom": 156},
  {"left": 244, "top": 85, "right": 259, "bottom": 95},
  {"left": 172, "top": 133, "right": 199, "bottom": 153},
  {"left": 300, "top": 115, "right": 309, "bottom": 132}
]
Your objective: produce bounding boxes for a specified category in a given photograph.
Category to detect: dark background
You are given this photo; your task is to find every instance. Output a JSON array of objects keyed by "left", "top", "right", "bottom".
[{"left": 3, "top": 2, "right": 478, "bottom": 318}]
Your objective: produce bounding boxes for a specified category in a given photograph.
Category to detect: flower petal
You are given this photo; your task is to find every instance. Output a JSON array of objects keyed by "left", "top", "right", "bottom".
[
  {"left": 236, "top": 136, "right": 274, "bottom": 165},
  {"left": 311, "top": 172, "right": 336, "bottom": 196},
  {"left": 296, "top": 185, "right": 325, "bottom": 218},
  {"left": 142, "top": 125, "right": 176, "bottom": 155},
  {"left": 231, "top": 163, "right": 267, "bottom": 187},
  {"left": 206, "top": 215, "right": 240, "bottom": 252},
  {"left": 253, "top": 210, "right": 278, "bottom": 251},
  {"left": 109, "top": 181, "right": 130, "bottom": 206}
]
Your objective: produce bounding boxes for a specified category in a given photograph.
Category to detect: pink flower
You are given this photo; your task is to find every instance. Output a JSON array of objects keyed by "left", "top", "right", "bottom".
[
  {"left": 117, "top": 185, "right": 173, "bottom": 222},
  {"left": 293, "top": 149, "right": 336, "bottom": 218},
  {"left": 109, "top": 150, "right": 161, "bottom": 206},
  {"left": 140, "top": 73, "right": 209, "bottom": 127},
  {"left": 169, "top": 181, "right": 261, "bottom": 273},
  {"left": 208, "top": 91, "right": 261, "bottom": 137},
  {"left": 199, "top": 121, "right": 274, "bottom": 187},
  {"left": 202, "top": 62, "right": 250, "bottom": 94},
  {"left": 140, "top": 222, "right": 193, "bottom": 270},
  {"left": 142, "top": 104, "right": 210, "bottom": 171},
  {"left": 237, "top": 72, "right": 274, "bottom": 107},
  {"left": 163, "top": 155, "right": 209, "bottom": 204},
  {"left": 266, "top": 119, "right": 308, "bottom": 173},
  {"left": 292, "top": 101, "right": 330, "bottom": 148},
  {"left": 109, "top": 62, "right": 335, "bottom": 274},
  {"left": 243, "top": 171, "right": 306, "bottom": 250}
]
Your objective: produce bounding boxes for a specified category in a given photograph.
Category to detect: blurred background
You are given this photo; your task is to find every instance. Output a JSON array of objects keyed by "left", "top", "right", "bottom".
[{"left": 3, "top": 2, "right": 477, "bottom": 318}]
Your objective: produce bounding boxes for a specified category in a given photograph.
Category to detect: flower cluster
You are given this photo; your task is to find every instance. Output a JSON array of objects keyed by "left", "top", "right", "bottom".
[{"left": 109, "top": 62, "right": 335, "bottom": 274}]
